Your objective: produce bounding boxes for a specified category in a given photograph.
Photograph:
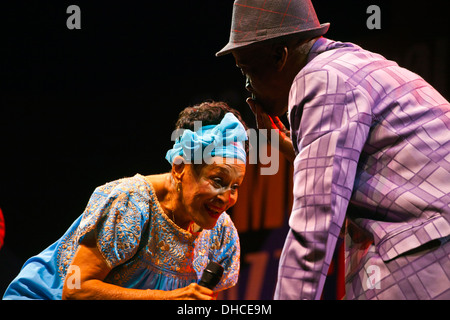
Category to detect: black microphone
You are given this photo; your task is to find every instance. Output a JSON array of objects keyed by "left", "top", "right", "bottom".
[{"left": 198, "top": 261, "right": 224, "bottom": 290}]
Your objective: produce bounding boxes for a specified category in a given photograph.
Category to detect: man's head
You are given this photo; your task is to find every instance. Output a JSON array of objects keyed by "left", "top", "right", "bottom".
[
  {"left": 232, "top": 36, "right": 317, "bottom": 117},
  {"left": 217, "top": 0, "right": 329, "bottom": 117}
]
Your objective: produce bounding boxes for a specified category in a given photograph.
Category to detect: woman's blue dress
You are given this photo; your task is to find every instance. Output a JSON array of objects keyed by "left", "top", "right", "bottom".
[{"left": 3, "top": 174, "right": 240, "bottom": 299}]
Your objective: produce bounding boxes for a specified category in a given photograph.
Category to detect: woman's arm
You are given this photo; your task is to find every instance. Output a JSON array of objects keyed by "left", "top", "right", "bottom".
[{"left": 62, "top": 233, "right": 214, "bottom": 300}]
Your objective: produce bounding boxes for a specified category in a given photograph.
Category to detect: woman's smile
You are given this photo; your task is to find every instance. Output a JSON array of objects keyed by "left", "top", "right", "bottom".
[{"left": 204, "top": 203, "right": 225, "bottom": 219}]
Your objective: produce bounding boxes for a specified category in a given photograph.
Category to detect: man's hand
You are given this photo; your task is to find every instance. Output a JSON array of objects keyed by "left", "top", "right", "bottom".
[{"left": 246, "top": 97, "right": 296, "bottom": 162}]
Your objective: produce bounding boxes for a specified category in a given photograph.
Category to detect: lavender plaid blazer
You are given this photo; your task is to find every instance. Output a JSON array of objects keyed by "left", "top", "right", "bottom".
[{"left": 275, "top": 37, "right": 450, "bottom": 300}]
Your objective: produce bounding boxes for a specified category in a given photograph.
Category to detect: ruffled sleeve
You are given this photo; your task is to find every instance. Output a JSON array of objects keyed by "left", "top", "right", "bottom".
[{"left": 77, "top": 176, "right": 150, "bottom": 269}]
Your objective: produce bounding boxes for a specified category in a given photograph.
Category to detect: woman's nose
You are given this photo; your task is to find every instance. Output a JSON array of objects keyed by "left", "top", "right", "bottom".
[
  {"left": 216, "top": 189, "right": 230, "bottom": 204},
  {"left": 216, "top": 189, "right": 237, "bottom": 207}
]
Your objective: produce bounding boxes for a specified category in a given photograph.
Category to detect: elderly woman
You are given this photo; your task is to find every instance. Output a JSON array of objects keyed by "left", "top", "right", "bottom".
[{"left": 3, "top": 101, "right": 247, "bottom": 300}]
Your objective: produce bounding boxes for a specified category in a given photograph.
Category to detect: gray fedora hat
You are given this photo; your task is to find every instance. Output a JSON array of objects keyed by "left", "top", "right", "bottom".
[{"left": 216, "top": 0, "right": 330, "bottom": 56}]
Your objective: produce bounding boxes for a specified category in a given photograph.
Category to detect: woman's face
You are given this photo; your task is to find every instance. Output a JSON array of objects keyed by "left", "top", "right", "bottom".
[{"left": 180, "top": 157, "right": 246, "bottom": 230}]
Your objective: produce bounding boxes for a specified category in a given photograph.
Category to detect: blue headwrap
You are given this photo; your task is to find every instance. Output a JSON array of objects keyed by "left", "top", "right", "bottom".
[{"left": 166, "top": 113, "right": 248, "bottom": 165}]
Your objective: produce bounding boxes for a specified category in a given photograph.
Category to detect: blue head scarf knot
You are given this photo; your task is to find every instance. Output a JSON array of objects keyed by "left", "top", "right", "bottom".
[{"left": 165, "top": 113, "right": 248, "bottom": 165}]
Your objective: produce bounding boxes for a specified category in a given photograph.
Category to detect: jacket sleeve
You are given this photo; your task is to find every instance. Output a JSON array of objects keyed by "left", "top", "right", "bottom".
[{"left": 275, "top": 68, "right": 372, "bottom": 300}]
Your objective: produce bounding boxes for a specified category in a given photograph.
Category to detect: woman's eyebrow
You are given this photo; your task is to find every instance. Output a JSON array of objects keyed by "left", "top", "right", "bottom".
[{"left": 210, "top": 167, "right": 230, "bottom": 175}]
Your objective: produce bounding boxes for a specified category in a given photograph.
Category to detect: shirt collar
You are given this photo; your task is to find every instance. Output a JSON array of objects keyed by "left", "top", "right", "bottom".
[{"left": 306, "top": 37, "right": 333, "bottom": 64}]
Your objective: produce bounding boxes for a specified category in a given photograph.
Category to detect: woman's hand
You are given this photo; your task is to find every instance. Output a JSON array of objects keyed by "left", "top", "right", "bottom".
[
  {"left": 246, "top": 98, "right": 296, "bottom": 162},
  {"left": 162, "top": 283, "right": 215, "bottom": 300}
]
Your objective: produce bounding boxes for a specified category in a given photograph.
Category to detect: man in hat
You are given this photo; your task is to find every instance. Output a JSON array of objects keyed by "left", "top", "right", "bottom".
[{"left": 217, "top": 0, "right": 450, "bottom": 300}]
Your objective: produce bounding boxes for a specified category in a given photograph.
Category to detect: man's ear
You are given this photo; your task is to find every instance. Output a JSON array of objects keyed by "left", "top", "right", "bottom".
[
  {"left": 274, "top": 45, "right": 289, "bottom": 71},
  {"left": 171, "top": 156, "right": 186, "bottom": 181}
]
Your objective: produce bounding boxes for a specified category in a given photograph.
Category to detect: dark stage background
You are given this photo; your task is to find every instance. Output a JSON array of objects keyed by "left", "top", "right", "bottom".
[{"left": 0, "top": 0, "right": 448, "bottom": 299}]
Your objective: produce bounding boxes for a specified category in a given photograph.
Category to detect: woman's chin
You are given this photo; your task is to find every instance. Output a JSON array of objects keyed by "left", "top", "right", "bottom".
[{"left": 197, "top": 215, "right": 221, "bottom": 230}]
